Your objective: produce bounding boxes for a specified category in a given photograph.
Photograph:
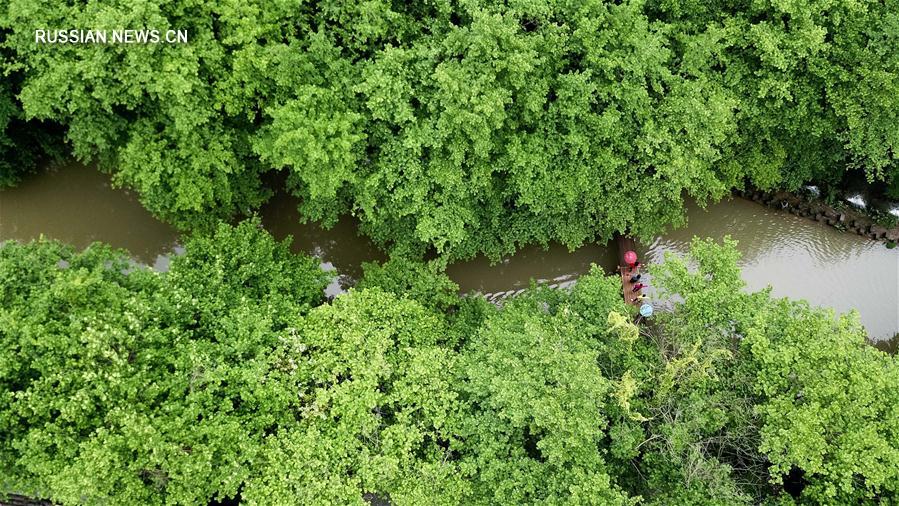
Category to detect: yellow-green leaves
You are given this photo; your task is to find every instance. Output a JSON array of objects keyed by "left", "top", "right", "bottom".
[
  {"left": 5, "top": 0, "right": 898, "bottom": 256},
  {"left": 613, "top": 371, "right": 649, "bottom": 422},
  {"left": 746, "top": 307, "right": 899, "bottom": 502},
  {"left": 608, "top": 311, "right": 639, "bottom": 344}
]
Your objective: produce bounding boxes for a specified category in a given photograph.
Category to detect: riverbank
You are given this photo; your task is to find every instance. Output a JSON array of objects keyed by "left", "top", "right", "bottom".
[{"left": 736, "top": 188, "right": 899, "bottom": 246}]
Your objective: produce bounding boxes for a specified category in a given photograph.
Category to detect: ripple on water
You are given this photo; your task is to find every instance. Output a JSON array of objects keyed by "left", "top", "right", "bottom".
[{"left": 642, "top": 198, "right": 898, "bottom": 340}]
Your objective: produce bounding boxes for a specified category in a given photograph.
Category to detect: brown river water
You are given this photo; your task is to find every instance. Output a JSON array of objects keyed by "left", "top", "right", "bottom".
[{"left": 2, "top": 163, "right": 897, "bottom": 343}]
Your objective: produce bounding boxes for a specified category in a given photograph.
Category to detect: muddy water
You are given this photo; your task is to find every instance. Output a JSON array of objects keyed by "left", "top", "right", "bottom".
[
  {"left": 0, "top": 163, "right": 180, "bottom": 268},
  {"left": 452, "top": 199, "right": 898, "bottom": 340},
  {"left": 1, "top": 164, "right": 897, "bottom": 340},
  {"left": 447, "top": 243, "right": 619, "bottom": 302},
  {"left": 259, "top": 189, "right": 385, "bottom": 297},
  {"left": 641, "top": 199, "right": 898, "bottom": 341},
  {"left": 0, "top": 164, "right": 384, "bottom": 297}
]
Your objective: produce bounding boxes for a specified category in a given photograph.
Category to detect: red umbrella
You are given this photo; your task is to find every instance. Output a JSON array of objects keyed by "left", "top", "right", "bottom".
[{"left": 624, "top": 250, "right": 637, "bottom": 265}]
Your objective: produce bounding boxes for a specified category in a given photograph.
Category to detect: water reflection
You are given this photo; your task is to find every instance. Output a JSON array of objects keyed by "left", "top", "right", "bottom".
[
  {"left": 447, "top": 198, "right": 898, "bottom": 341},
  {"left": 259, "top": 190, "right": 385, "bottom": 297},
  {"left": 447, "top": 243, "right": 618, "bottom": 303}
]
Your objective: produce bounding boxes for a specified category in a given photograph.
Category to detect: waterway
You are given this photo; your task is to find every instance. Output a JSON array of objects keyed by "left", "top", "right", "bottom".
[{"left": 1, "top": 163, "right": 897, "bottom": 342}]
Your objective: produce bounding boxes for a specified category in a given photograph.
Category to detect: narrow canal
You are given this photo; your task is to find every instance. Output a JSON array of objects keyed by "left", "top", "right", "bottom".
[{"left": 2, "top": 163, "right": 897, "bottom": 342}]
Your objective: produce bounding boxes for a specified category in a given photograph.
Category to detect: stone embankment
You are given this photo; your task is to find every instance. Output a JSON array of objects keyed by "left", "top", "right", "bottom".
[{"left": 735, "top": 189, "right": 899, "bottom": 244}]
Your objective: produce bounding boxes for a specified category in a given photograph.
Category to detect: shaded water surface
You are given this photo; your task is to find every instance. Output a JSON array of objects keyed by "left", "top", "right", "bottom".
[
  {"left": 260, "top": 190, "right": 386, "bottom": 297},
  {"left": 2, "top": 164, "right": 897, "bottom": 340},
  {"left": 447, "top": 243, "right": 619, "bottom": 302}
]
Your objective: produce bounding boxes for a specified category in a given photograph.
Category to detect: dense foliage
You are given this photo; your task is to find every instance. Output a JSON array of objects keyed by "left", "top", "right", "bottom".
[
  {"left": 0, "top": 75, "right": 62, "bottom": 187},
  {"left": 0, "top": 221, "right": 330, "bottom": 503},
  {"left": 3, "top": 228, "right": 897, "bottom": 504},
  {"left": 2, "top": 0, "right": 898, "bottom": 257}
]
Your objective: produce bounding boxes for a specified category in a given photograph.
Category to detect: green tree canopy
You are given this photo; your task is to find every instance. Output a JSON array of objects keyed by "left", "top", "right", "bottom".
[
  {"left": 3, "top": 230, "right": 899, "bottom": 504},
  {"left": 651, "top": 237, "right": 899, "bottom": 503},
  {"left": 0, "top": 221, "right": 328, "bottom": 504},
  {"left": 3, "top": 0, "right": 897, "bottom": 257},
  {"left": 242, "top": 288, "right": 465, "bottom": 504}
]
